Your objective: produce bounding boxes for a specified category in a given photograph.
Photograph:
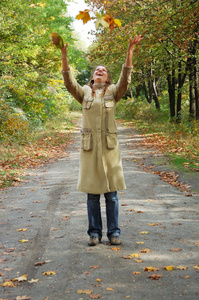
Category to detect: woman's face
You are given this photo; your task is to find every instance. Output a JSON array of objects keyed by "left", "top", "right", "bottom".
[{"left": 93, "top": 66, "right": 108, "bottom": 84}]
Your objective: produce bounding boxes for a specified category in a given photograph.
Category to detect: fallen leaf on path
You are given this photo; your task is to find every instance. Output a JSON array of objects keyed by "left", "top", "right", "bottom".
[
  {"left": 42, "top": 271, "right": 56, "bottom": 276},
  {"left": 83, "top": 271, "right": 91, "bottom": 275},
  {"left": 176, "top": 265, "right": 188, "bottom": 270},
  {"left": 76, "top": 289, "right": 93, "bottom": 294},
  {"left": 148, "top": 223, "right": 162, "bottom": 226},
  {"left": 129, "top": 253, "right": 141, "bottom": 258},
  {"left": 90, "top": 265, "right": 100, "bottom": 269},
  {"left": 184, "top": 275, "right": 190, "bottom": 279},
  {"left": 50, "top": 228, "right": 59, "bottom": 231},
  {"left": 121, "top": 255, "right": 133, "bottom": 259},
  {"left": 194, "top": 242, "right": 199, "bottom": 245},
  {"left": 137, "top": 211, "right": 143, "bottom": 213},
  {"left": 61, "top": 216, "right": 70, "bottom": 220},
  {"left": 193, "top": 265, "right": 199, "bottom": 270},
  {"left": 127, "top": 209, "right": 135, "bottom": 212},
  {"left": 135, "top": 259, "right": 143, "bottom": 263},
  {"left": 16, "top": 296, "right": 31, "bottom": 300},
  {"left": 19, "top": 239, "right": 29, "bottom": 243},
  {"left": 121, "top": 204, "right": 128, "bottom": 206},
  {"left": 89, "top": 293, "right": 101, "bottom": 299},
  {"left": 106, "top": 288, "right": 114, "bottom": 291},
  {"left": 140, "top": 231, "right": 149, "bottom": 234},
  {"left": 28, "top": 278, "right": 39, "bottom": 283},
  {"left": 144, "top": 267, "right": 160, "bottom": 272},
  {"left": 164, "top": 265, "right": 175, "bottom": 271},
  {"left": 96, "top": 278, "right": 101, "bottom": 282},
  {"left": 16, "top": 228, "right": 28, "bottom": 232},
  {"left": 170, "top": 248, "right": 182, "bottom": 252},
  {"left": 13, "top": 274, "right": 27, "bottom": 282},
  {"left": 0, "top": 280, "right": 18, "bottom": 287},
  {"left": 111, "top": 247, "right": 120, "bottom": 251},
  {"left": 140, "top": 248, "right": 151, "bottom": 253},
  {"left": 34, "top": 261, "right": 46, "bottom": 266},
  {"left": 149, "top": 274, "right": 163, "bottom": 280},
  {"left": 133, "top": 272, "right": 141, "bottom": 275},
  {"left": 136, "top": 241, "right": 145, "bottom": 244}
]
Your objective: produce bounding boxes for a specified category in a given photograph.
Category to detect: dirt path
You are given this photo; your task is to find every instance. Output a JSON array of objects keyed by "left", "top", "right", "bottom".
[{"left": 0, "top": 122, "right": 199, "bottom": 300}]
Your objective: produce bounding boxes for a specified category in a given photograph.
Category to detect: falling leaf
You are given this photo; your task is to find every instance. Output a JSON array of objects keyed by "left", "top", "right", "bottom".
[
  {"left": 144, "top": 267, "right": 160, "bottom": 272},
  {"left": 176, "top": 265, "right": 188, "bottom": 270},
  {"left": 149, "top": 274, "right": 163, "bottom": 280},
  {"left": 0, "top": 281, "right": 18, "bottom": 287},
  {"left": 140, "top": 231, "right": 149, "bottom": 234},
  {"left": 114, "top": 18, "right": 122, "bottom": 27},
  {"left": 16, "top": 228, "right": 28, "bottom": 232},
  {"left": 13, "top": 274, "right": 27, "bottom": 282},
  {"left": 76, "top": 9, "right": 91, "bottom": 24},
  {"left": 89, "top": 293, "right": 101, "bottom": 299},
  {"left": 106, "top": 288, "right": 114, "bottom": 291},
  {"left": 95, "top": 13, "right": 109, "bottom": 29},
  {"left": 140, "top": 248, "right": 151, "bottom": 253},
  {"left": 77, "top": 289, "right": 93, "bottom": 294},
  {"left": 164, "top": 265, "right": 175, "bottom": 271},
  {"left": 170, "top": 248, "right": 182, "bottom": 252},
  {"left": 148, "top": 223, "right": 162, "bottom": 226},
  {"left": 42, "top": 271, "right": 56, "bottom": 276},
  {"left": 90, "top": 265, "right": 100, "bottom": 269},
  {"left": 111, "top": 247, "right": 120, "bottom": 251},
  {"left": 19, "top": 239, "right": 29, "bottom": 243},
  {"left": 133, "top": 272, "right": 141, "bottom": 275}
]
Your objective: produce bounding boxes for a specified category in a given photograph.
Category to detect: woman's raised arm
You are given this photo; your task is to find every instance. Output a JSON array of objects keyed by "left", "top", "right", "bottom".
[
  {"left": 125, "top": 35, "right": 143, "bottom": 68},
  {"left": 61, "top": 43, "right": 70, "bottom": 72}
]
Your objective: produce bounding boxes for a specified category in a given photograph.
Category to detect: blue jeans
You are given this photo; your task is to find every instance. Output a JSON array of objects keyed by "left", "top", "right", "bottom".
[{"left": 87, "top": 191, "right": 121, "bottom": 240}]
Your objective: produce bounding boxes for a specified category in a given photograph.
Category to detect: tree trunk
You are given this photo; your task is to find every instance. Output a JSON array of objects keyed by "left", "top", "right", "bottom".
[
  {"left": 176, "top": 61, "right": 187, "bottom": 123},
  {"left": 167, "top": 68, "right": 176, "bottom": 119},
  {"left": 152, "top": 78, "right": 160, "bottom": 110}
]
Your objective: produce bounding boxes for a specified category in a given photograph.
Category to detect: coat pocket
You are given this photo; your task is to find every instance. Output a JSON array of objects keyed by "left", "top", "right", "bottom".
[
  {"left": 106, "top": 132, "right": 117, "bottom": 149},
  {"left": 81, "top": 129, "right": 93, "bottom": 151},
  {"left": 83, "top": 98, "right": 93, "bottom": 109}
]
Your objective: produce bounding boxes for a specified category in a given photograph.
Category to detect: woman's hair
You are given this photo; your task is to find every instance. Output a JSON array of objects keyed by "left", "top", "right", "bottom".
[{"left": 88, "top": 65, "right": 112, "bottom": 96}]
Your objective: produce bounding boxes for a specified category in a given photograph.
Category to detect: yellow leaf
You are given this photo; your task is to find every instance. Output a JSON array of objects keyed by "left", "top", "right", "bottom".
[
  {"left": 106, "top": 287, "right": 114, "bottom": 291},
  {"left": 89, "top": 293, "right": 101, "bottom": 299},
  {"left": 76, "top": 9, "right": 91, "bottom": 24},
  {"left": 133, "top": 271, "right": 141, "bottom": 275},
  {"left": 164, "top": 265, "right": 175, "bottom": 271},
  {"left": 42, "top": 271, "right": 56, "bottom": 276},
  {"left": 13, "top": 274, "right": 27, "bottom": 282},
  {"left": 0, "top": 281, "right": 18, "bottom": 287},
  {"left": 170, "top": 248, "right": 182, "bottom": 252},
  {"left": 136, "top": 241, "right": 145, "bottom": 244},
  {"left": 16, "top": 228, "right": 28, "bottom": 232},
  {"left": 114, "top": 18, "right": 122, "bottom": 27},
  {"left": 193, "top": 265, "right": 199, "bottom": 270},
  {"left": 135, "top": 259, "right": 143, "bottom": 263},
  {"left": 144, "top": 266, "right": 159, "bottom": 272},
  {"left": 77, "top": 289, "right": 93, "bottom": 294},
  {"left": 140, "top": 231, "right": 149, "bottom": 234},
  {"left": 28, "top": 278, "right": 39, "bottom": 283},
  {"left": 148, "top": 223, "right": 161, "bottom": 226},
  {"left": 19, "top": 239, "right": 29, "bottom": 243},
  {"left": 129, "top": 253, "right": 140, "bottom": 258},
  {"left": 96, "top": 278, "right": 101, "bottom": 282}
]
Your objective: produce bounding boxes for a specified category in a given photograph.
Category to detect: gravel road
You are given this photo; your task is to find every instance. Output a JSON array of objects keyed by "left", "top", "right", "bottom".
[{"left": 0, "top": 122, "right": 199, "bottom": 300}]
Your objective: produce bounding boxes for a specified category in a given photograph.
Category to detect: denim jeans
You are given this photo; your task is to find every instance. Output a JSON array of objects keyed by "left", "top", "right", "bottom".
[{"left": 87, "top": 191, "right": 121, "bottom": 239}]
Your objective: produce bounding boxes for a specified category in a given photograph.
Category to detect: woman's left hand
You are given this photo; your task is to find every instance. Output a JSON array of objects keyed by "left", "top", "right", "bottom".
[{"left": 127, "top": 35, "right": 143, "bottom": 51}]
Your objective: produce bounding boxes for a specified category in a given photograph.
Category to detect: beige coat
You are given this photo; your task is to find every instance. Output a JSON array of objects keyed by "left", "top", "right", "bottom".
[{"left": 62, "top": 65, "right": 132, "bottom": 194}]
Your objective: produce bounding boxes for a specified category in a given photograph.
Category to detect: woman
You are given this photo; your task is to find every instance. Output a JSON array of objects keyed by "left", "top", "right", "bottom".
[{"left": 60, "top": 35, "right": 142, "bottom": 246}]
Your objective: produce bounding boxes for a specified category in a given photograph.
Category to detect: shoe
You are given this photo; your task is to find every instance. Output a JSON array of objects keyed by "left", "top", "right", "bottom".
[
  {"left": 110, "top": 236, "right": 121, "bottom": 245},
  {"left": 88, "top": 236, "right": 100, "bottom": 246}
]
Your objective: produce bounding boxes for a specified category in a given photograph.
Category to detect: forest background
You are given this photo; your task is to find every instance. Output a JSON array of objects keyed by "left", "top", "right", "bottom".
[{"left": 0, "top": 0, "right": 198, "bottom": 188}]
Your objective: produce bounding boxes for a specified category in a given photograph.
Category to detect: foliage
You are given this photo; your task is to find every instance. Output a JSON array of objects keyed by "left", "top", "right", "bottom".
[{"left": 0, "top": 0, "right": 88, "bottom": 143}]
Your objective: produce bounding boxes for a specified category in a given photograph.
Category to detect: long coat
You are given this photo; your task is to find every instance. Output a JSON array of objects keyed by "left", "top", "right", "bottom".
[{"left": 62, "top": 65, "right": 132, "bottom": 194}]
